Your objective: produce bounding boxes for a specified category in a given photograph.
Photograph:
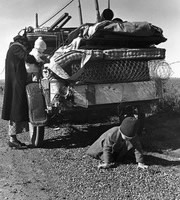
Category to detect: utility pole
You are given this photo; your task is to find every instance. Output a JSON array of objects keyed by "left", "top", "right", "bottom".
[
  {"left": 94, "top": 0, "right": 101, "bottom": 22},
  {"left": 108, "top": 0, "right": 110, "bottom": 9},
  {"left": 78, "top": 0, "right": 83, "bottom": 25},
  {"left": 35, "top": 13, "right": 39, "bottom": 28}
]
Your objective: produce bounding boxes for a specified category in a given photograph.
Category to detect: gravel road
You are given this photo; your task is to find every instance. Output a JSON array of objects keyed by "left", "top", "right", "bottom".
[{"left": 0, "top": 94, "right": 180, "bottom": 200}]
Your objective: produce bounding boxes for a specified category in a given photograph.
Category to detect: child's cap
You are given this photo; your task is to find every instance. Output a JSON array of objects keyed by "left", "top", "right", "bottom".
[
  {"left": 34, "top": 37, "right": 47, "bottom": 51},
  {"left": 120, "top": 117, "right": 139, "bottom": 138}
]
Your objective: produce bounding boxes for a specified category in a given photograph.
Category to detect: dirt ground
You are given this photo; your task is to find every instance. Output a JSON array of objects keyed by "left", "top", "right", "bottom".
[{"left": 0, "top": 94, "right": 180, "bottom": 199}]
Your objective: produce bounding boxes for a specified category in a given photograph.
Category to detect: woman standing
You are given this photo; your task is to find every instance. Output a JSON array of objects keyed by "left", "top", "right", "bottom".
[{"left": 2, "top": 33, "right": 36, "bottom": 149}]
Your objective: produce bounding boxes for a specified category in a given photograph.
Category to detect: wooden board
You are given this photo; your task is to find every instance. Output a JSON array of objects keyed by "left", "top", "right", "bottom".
[{"left": 73, "top": 81, "right": 161, "bottom": 107}]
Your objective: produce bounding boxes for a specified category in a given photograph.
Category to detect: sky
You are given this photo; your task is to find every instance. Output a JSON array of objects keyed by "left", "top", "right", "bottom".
[{"left": 0, "top": 0, "right": 180, "bottom": 79}]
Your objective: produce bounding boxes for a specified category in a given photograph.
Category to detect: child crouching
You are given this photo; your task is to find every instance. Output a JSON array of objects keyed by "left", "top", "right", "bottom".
[{"left": 86, "top": 116, "right": 148, "bottom": 170}]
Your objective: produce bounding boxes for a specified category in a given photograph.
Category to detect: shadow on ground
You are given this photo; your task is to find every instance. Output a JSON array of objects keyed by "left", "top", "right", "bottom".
[
  {"left": 142, "top": 112, "right": 180, "bottom": 156},
  {"left": 42, "top": 123, "right": 118, "bottom": 149},
  {"left": 144, "top": 155, "right": 180, "bottom": 166},
  {"left": 40, "top": 112, "right": 180, "bottom": 162}
]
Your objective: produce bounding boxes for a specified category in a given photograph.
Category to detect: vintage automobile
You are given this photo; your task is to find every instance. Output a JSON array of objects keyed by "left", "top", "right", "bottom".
[{"left": 24, "top": 0, "right": 171, "bottom": 147}]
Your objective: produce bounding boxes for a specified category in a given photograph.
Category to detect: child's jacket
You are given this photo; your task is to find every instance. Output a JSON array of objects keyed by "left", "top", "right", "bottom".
[{"left": 86, "top": 126, "right": 144, "bottom": 164}]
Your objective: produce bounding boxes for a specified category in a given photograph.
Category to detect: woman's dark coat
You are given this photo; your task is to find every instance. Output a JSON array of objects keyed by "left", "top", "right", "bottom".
[{"left": 2, "top": 42, "right": 29, "bottom": 122}]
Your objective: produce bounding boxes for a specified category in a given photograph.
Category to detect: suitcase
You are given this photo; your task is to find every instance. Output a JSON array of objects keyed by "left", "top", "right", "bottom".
[{"left": 26, "top": 83, "right": 47, "bottom": 126}]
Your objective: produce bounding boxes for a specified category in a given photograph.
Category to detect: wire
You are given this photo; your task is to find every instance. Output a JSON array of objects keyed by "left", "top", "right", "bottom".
[
  {"left": 169, "top": 61, "right": 180, "bottom": 65},
  {"left": 39, "top": 0, "right": 75, "bottom": 27}
]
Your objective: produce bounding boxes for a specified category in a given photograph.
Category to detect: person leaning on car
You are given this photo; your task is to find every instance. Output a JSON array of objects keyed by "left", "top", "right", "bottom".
[
  {"left": 1, "top": 33, "right": 37, "bottom": 149},
  {"left": 86, "top": 116, "right": 148, "bottom": 169}
]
